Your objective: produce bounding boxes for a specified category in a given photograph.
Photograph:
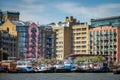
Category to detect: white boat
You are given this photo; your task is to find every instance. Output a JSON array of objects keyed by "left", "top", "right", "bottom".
[
  {"left": 16, "top": 60, "right": 33, "bottom": 72},
  {"left": 33, "top": 64, "right": 50, "bottom": 73},
  {"left": 54, "top": 64, "right": 65, "bottom": 69},
  {"left": 93, "top": 63, "right": 104, "bottom": 70},
  {"left": 53, "top": 61, "right": 71, "bottom": 73}
]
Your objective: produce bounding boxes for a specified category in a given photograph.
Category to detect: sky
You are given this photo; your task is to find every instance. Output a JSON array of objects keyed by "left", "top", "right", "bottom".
[{"left": 0, "top": 0, "right": 120, "bottom": 24}]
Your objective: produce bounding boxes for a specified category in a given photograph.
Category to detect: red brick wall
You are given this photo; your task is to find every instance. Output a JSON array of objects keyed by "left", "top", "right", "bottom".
[
  {"left": 89, "top": 26, "right": 120, "bottom": 63},
  {"left": 117, "top": 28, "right": 120, "bottom": 63}
]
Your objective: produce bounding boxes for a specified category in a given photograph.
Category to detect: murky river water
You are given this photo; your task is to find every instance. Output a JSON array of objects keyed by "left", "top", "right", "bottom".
[{"left": 0, "top": 73, "right": 120, "bottom": 80}]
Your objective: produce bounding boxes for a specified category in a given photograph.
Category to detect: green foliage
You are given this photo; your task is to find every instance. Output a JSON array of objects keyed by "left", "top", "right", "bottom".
[
  {"left": 37, "top": 58, "right": 58, "bottom": 64},
  {"left": 90, "top": 56, "right": 98, "bottom": 63},
  {"left": 75, "top": 55, "right": 104, "bottom": 64}
]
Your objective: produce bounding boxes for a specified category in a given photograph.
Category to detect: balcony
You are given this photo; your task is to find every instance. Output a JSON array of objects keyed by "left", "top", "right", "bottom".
[
  {"left": 31, "top": 39, "right": 36, "bottom": 43},
  {"left": 31, "top": 47, "right": 36, "bottom": 51},
  {"left": 31, "top": 33, "right": 36, "bottom": 37},
  {"left": 114, "top": 32, "right": 116, "bottom": 35},
  {"left": 31, "top": 28, "right": 36, "bottom": 32},
  {"left": 30, "top": 44, "right": 36, "bottom": 48}
]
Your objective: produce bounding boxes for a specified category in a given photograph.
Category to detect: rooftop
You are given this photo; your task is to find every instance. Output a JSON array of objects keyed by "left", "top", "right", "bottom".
[
  {"left": 12, "top": 20, "right": 30, "bottom": 26},
  {"left": 2, "top": 11, "right": 20, "bottom": 15},
  {"left": 91, "top": 16, "right": 120, "bottom": 22}
]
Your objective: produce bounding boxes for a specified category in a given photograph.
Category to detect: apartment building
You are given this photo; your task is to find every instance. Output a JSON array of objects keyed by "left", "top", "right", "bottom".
[
  {"left": 53, "top": 16, "right": 89, "bottom": 60},
  {"left": 53, "top": 23, "right": 71, "bottom": 60},
  {"left": 71, "top": 22, "right": 89, "bottom": 54},
  {"left": 89, "top": 26, "right": 120, "bottom": 63},
  {"left": 38, "top": 25, "right": 56, "bottom": 59},
  {"left": 90, "top": 16, "right": 120, "bottom": 63},
  {"left": 27, "top": 23, "right": 40, "bottom": 59},
  {"left": 0, "top": 20, "right": 19, "bottom": 60}
]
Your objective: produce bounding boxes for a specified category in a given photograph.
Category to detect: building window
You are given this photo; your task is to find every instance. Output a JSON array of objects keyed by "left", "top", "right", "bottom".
[
  {"left": 31, "top": 28, "right": 36, "bottom": 32},
  {"left": 58, "top": 29, "right": 63, "bottom": 32},
  {"left": 75, "top": 41, "right": 81, "bottom": 44},
  {"left": 76, "top": 37, "right": 81, "bottom": 39},
  {"left": 57, "top": 54, "right": 62, "bottom": 58},
  {"left": 82, "top": 41, "right": 86, "bottom": 44},
  {"left": 82, "top": 32, "right": 86, "bottom": 35},
  {"left": 76, "top": 46, "right": 81, "bottom": 48},
  {"left": 82, "top": 45, "right": 86, "bottom": 48},
  {"left": 82, "top": 28, "right": 86, "bottom": 31},
  {"left": 76, "top": 29, "right": 81, "bottom": 31},
  {"left": 82, "top": 50, "right": 86, "bottom": 52},
  {"left": 7, "top": 27, "right": 9, "bottom": 32},
  {"left": 82, "top": 37, "right": 86, "bottom": 39}
]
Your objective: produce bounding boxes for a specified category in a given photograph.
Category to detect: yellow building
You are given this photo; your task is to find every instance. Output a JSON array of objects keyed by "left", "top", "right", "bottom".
[
  {"left": 53, "top": 16, "right": 89, "bottom": 60},
  {"left": 71, "top": 23, "right": 89, "bottom": 54},
  {"left": 0, "top": 19, "right": 17, "bottom": 36},
  {"left": 0, "top": 19, "right": 19, "bottom": 60},
  {"left": 53, "top": 26, "right": 71, "bottom": 60}
]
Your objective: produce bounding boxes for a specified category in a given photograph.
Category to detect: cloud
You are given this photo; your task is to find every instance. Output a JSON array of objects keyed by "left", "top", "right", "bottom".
[
  {"left": 56, "top": 2, "right": 120, "bottom": 18},
  {"left": 18, "top": 4, "right": 45, "bottom": 13},
  {"left": 1, "top": 1, "right": 120, "bottom": 24},
  {"left": 22, "top": 0, "right": 36, "bottom": 4},
  {"left": 0, "top": 0, "right": 47, "bottom": 24}
]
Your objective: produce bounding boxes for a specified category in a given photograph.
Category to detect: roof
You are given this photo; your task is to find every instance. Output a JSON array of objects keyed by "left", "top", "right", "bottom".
[
  {"left": 58, "top": 22, "right": 69, "bottom": 27},
  {"left": 91, "top": 16, "right": 120, "bottom": 22},
  {"left": 12, "top": 20, "right": 30, "bottom": 26},
  {"left": 2, "top": 11, "right": 20, "bottom": 15}
]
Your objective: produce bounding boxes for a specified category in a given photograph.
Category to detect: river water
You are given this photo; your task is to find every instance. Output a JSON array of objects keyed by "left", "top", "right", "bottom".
[{"left": 0, "top": 73, "right": 120, "bottom": 80}]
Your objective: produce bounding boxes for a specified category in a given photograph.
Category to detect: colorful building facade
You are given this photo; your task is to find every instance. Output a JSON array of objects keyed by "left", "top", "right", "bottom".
[
  {"left": 0, "top": 19, "right": 41, "bottom": 60},
  {"left": 53, "top": 25, "right": 71, "bottom": 60},
  {"left": 53, "top": 16, "right": 89, "bottom": 60},
  {"left": 0, "top": 20, "right": 19, "bottom": 60},
  {"left": 12, "top": 21, "right": 41, "bottom": 59},
  {"left": 39, "top": 25, "right": 56, "bottom": 59},
  {"left": 90, "top": 16, "right": 120, "bottom": 63},
  {"left": 71, "top": 23, "right": 89, "bottom": 54},
  {"left": 28, "top": 23, "right": 40, "bottom": 59},
  {"left": 89, "top": 26, "right": 120, "bottom": 63},
  {"left": 12, "top": 20, "right": 29, "bottom": 59}
]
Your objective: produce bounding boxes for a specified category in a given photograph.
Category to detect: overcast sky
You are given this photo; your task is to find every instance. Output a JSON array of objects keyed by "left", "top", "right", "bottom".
[{"left": 1, "top": 0, "right": 120, "bottom": 24}]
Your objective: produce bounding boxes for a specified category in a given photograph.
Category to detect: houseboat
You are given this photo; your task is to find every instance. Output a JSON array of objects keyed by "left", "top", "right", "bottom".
[{"left": 0, "top": 60, "right": 17, "bottom": 72}]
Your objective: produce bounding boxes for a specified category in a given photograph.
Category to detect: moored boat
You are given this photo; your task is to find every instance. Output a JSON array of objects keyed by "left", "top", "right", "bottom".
[
  {"left": 113, "top": 68, "right": 120, "bottom": 74},
  {"left": 16, "top": 60, "right": 34, "bottom": 73},
  {"left": 0, "top": 60, "right": 17, "bottom": 73},
  {"left": 33, "top": 64, "right": 52, "bottom": 73}
]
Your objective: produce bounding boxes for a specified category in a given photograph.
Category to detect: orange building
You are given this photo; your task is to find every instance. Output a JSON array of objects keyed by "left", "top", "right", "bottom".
[{"left": 89, "top": 26, "right": 120, "bottom": 63}]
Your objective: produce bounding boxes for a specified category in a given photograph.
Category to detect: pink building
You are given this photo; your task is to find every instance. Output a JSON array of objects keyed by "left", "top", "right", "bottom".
[{"left": 27, "top": 23, "right": 40, "bottom": 59}]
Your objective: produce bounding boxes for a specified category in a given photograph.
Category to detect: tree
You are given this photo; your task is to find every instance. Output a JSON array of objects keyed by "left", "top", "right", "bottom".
[
  {"left": 75, "top": 55, "right": 104, "bottom": 65},
  {"left": 90, "top": 55, "right": 104, "bottom": 63},
  {"left": 75, "top": 57, "right": 89, "bottom": 65}
]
